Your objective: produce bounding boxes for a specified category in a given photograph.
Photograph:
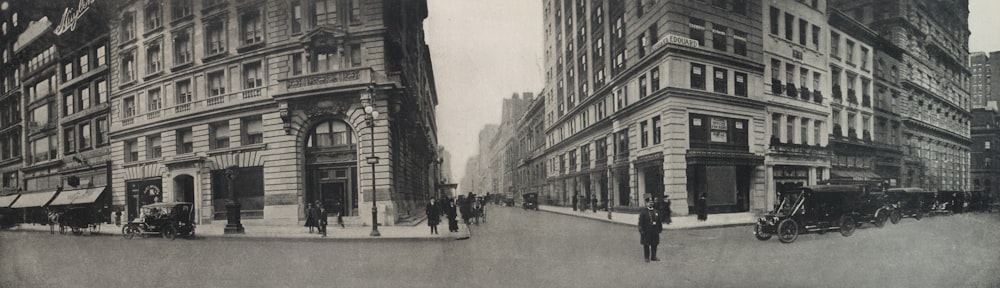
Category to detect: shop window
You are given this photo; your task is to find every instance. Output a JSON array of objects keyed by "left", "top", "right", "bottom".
[{"left": 211, "top": 167, "right": 265, "bottom": 219}]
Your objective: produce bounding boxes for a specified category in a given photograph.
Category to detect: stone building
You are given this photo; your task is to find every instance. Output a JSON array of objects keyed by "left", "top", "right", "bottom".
[
  {"left": 107, "top": 0, "right": 439, "bottom": 226},
  {"left": 513, "top": 93, "right": 546, "bottom": 204},
  {"left": 971, "top": 108, "right": 1000, "bottom": 200},
  {"left": 970, "top": 51, "right": 1000, "bottom": 109}
]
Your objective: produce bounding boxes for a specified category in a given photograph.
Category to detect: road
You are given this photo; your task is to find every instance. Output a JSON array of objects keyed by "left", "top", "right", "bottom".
[{"left": 2, "top": 207, "right": 998, "bottom": 288}]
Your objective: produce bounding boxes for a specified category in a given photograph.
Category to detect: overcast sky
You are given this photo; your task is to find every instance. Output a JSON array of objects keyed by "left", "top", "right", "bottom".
[{"left": 427, "top": 0, "right": 1000, "bottom": 184}]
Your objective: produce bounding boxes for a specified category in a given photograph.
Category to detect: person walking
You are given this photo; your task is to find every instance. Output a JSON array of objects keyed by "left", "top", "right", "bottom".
[
  {"left": 638, "top": 199, "right": 662, "bottom": 263},
  {"left": 657, "top": 196, "right": 672, "bottom": 224},
  {"left": 591, "top": 195, "right": 598, "bottom": 213},
  {"left": 697, "top": 192, "right": 708, "bottom": 221},
  {"left": 459, "top": 195, "right": 472, "bottom": 225},
  {"left": 304, "top": 202, "right": 317, "bottom": 233},
  {"left": 572, "top": 194, "right": 579, "bottom": 211},
  {"left": 317, "top": 205, "right": 329, "bottom": 237},
  {"left": 426, "top": 198, "right": 441, "bottom": 235},
  {"left": 446, "top": 198, "right": 459, "bottom": 232},
  {"left": 333, "top": 201, "right": 345, "bottom": 228}
]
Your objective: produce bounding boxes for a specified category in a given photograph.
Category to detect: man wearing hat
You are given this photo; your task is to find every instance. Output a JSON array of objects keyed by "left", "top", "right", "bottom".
[{"left": 638, "top": 197, "right": 662, "bottom": 262}]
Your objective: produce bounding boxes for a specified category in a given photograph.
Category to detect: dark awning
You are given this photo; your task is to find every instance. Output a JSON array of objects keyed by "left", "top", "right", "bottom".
[
  {"left": 48, "top": 186, "right": 108, "bottom": 206},
  {"left": 10, "top": 191, "right": 59, "bottom": 208},
  {"left": 0, "top": 194, "right": 20, "bottom": 208},
  {"left": 686, "top": 150, "right": 764, "bottom": 166},
  {"left": 830, "top": 170, "right": 883, "bottom": 180}
]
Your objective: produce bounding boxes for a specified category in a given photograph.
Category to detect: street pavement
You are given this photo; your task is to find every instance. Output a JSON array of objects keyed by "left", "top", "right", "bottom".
[{"left": 2, "top": 206, "right": 998, "bottom": 288}]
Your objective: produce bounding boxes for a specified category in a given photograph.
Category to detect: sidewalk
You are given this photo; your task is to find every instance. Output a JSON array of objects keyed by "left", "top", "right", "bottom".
[
  {"left": 538, "top": 205, "right": 757, "bottom": 230},
  {"left": 4, "top": 220, "right": 472, "bottom": 241}
]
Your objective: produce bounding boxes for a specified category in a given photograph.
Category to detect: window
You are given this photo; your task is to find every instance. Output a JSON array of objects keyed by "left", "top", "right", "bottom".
[
  {"left": 147, "top": 135, "right": 161, "bottom": 159},
  {"left": 124, "top": 139, "right": 138, "bottom": 163},
  {"left": 712, "top": 24, "right": 726, "bottom": 51},
  {"left": 64, "top": 128, "right": 76, "bottom": 153},
  {"left": 652, "top": 116, "right": 661, "bottom": 144},
  {"left": 96, "top": 45, "right": 106, "bottom": 67},
  {"left": 64, "top": 94, "right": 75, "bottom": 116},
  {"left": 205, "top": 18, "right": 226, "bottom": 55},
  {"left": 714, "top": 68, "right": 728, "bottom": 94},
  {"left": 798, "top": 19, "right": 807, "bottom": 45},
  {"left": 800, "top": 68, "right": 809, "bottom": 89},
  {"left": 861, "top": 47, "right": 869, "bottom": 69},
  {"left": 814, "top": 121, "right": 822, "bottom": 146},
  {"left": 176, "top": 128, "right": 193, "bottom": 154},
  {"left": 786, "top": 116, "right": 795, "bottom": 144},
  {"left": 243, "top": 61, "right": 263, "bottom": 89},
  {"left": 801, "top": 119, "right": 808, "bottom": 145},
  {"left": 146, "top": 40, "right": 162, "bottom": 75},
  {"left": 638, "top": 33, "right": 647, "bottom": 57},
  {"left": 96, "top": 118, "right": 107, "bottom": 145},
  {"left": 121, "top": 50, "right": 136, "bottom": 83},
  {"left": 596, "top": 101, "right": 605, "bottom": 120},
  {"left": 64, "top": 62, "right": 74, "bottom": 81},
  {"left": 830, "top": 32, "right": 840, "bottom": 58},
  {"left": 96, "top": 79, "right": 107, "bottom": 104},
  {"left": 78, "top": 54, "right": 89, "bottom": 75},
  {"left": 615, "top": 128, "right": 629, "bottom": 156},
  {"left": 846, "top": 40, "right": 855, "bottom": 64},
  {"left": 291, "top": 0, "right": 302, "bottom": 33},
  {"left": 769, "top": 7, "right": 780, "bottom": 35},
  {"left": 636, "top": 0, "right": 644, "bottom": 17},
  {"left": 691, "top": 63, "right": 706, "bottom": 90},
  {"left": 639, "top": 75, "right": 648, "bottom": 98},
  {"left": 689, "top": 18, "right": 705, "bottom": 46},
  {"left": 349, "top": 44, "right": 363, "bottom": 67},
  {"left": 30, "top": 104, "right": 50, "bottom": 127},
  {"left": 732, "top": 0, "right": 746, "bottom": 14},
  {"left": 80, "top": 86, "right": 90, "bottom": 110},
  {"left": 640, "top": 121, "right": 648, "bottom": 148},
  {"left": 79, "top": 123, "right": 91, "bottom": 150},
  {"left": 811, "top": 25, "right": 820, "bottom": 49},
  {"left": 734, "top": 72, "right": 747, "bottom": 97},
  {"left": 174, "top": 28, "right": 193, "bottom": 66},
  {"left": 733, "top": 30, "right": 747, "bottom": 56},
  {"left": 813, "top": 72, "right": 821, "bottom": 92},
  {"left": 144, "top": 1, "right": 161, "bottom": 32},
  {"left": 208, "top": 70, "right": 226, "bottom": 97},
  {"left": 242, "top": 116, "right": 264, "bottom": 145},
  {"left": 172, "top": 0, "right": 192, "bottom": 20},
  {"left": 771, "top": 59, "right": 781, "bottom": 81},
  {"left": 349, "top": 0, "right": 361, "bottom": 24},
  {"left": 240, "top": 8, "right": 264, "bottom": 45},
  {"left": 122, "top": 97, "right": 136, "bottom": 118},
  {"left": 784, "top": 13, "right": 793, "bottom": 40},
  {"left": 148, "top": 88, "right": 162, "bottom": 111},
  {"left": 786, "top": 63, "right": 794, "bottom": 84},
  {"left": 987, "top": 141, "right": 992, "bottom": 150},
  {"left": 651, "top": 67, "right": 660, "bottom": 91},
  {"left": 210, "top": 121, "right": 230, "bottom": 149},
  {"left": 176, "top": 79, "right": 192, "bottom": 105},
  {"left": 772, "top": 114, "right": 781, "bottom": 141}
]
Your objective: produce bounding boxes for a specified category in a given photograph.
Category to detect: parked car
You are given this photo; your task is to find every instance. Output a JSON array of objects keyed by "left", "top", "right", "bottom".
[
  {"left": 755, "top": 185, "right": 865, "bottom": 243},
  {"left": 522, "top": 193, "right": 538, "bottom": 211},
  {"left": 122, "top": 202, "right": 195, "bottom": 240},
  {"left": 884, "top": 187, "right": 934, "bottom": 224}
]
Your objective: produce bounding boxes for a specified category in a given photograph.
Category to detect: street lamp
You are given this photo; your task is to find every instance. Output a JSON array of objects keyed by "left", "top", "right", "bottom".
[
  {"left": 362, "top": 82, "right": 381, "bottom": 237},
  {"left": 224, "top": 167, "right": 244, "bottom": 234}
]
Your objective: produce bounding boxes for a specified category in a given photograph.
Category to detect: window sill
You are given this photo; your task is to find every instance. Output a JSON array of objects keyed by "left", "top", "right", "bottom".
[
  {"left": 209, "top": 143, "right": 267, "bottom": 156},
  {"left": 171, "top": 62, "right": 194, "bottom": 72},
  {"left": 119, "top": 80, "right": 137, "bottom": 89},
  {"left": 201, "top": 2, "right": 228, "bottom": 13},
  {"left": 119, "top": 38, "right": 137, "bottom": 48},
  {"left": 170, "top": 14, "right": 194, "bottom": 26},
  {"left": 144, "top": 70, "right": 164, "bottom": 81},
  {"left": 202, "top": 52, "right": 227, "bottom": 63},
  {"left": 143, "top": 26, "right": 163, "bottom": 38},
  {"left": 236, "top": 41, "right": 265, "bottom": 53}
]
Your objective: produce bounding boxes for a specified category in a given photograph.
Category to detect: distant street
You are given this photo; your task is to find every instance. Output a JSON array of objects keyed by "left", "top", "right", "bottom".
[{"left": 2, "top": 207, "right": 999, "bottom": 287}]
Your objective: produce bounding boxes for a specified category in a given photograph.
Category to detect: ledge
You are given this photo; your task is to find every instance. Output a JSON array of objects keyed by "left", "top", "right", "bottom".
[{"left": 207, "top": 143, "right": 268, "bottom": 156}]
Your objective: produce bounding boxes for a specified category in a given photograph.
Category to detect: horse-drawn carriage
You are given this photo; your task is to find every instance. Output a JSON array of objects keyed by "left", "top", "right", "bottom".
[
  {"left": 54, "top": 207, "right": 103, "bottom": 235},
  {"left": 122, "top": 202, "right": 195, "bottom": 240}
]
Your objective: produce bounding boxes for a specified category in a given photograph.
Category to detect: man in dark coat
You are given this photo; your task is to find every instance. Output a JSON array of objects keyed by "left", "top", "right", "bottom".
[
  {"left": 446, "top": 198, "right": 459, "bottom": 232},
  {"left": 591, "top": 195, "right": 598, "bottom": 213},
  {"left": 426, "top": 198, "right": 440, "bottom": 235},
  {"left": 638, "top": 199, "right": 662, "bottom": 262},
  {"left": 572, "top": 194, "right": 578, "bottom": 211},
  {"left": 317, "top": 205, "right": 329, "bottom": 237},
  {"left": 697, "top": 192, "right": 708, "bottom": 221},
  {"left": 657, "top": 196, "right": 672, "bottom": 224},
  {"left": 459, "top": 195, "right": 472, "bottom": 225},
  {"left": 304, "top": 203, "right": 317, "bottom": 233}
]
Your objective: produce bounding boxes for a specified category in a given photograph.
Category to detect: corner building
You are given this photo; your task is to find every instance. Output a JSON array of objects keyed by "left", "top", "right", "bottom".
[
  {"left": 542, "top": 0, "right": 767, "bottom": 216},
  {"left": 108, "top": 0, "right": 439, "bottom": 226}
]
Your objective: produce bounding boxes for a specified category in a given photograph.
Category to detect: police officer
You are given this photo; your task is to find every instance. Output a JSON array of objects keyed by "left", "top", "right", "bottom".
[{"left": 638, "top": 198, "right": 662, "bottom": 263}]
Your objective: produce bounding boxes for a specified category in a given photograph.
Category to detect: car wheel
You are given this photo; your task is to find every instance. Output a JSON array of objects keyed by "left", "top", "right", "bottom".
[
  {"left": 890, "top": 210, "right": 902, "bottom": 224},
  {"left": 122, "top": 225, "right": 139, "bottom": 240},
  {"left": 914, "top": 212, "right": 923, "bottom": 221},
  {"left": 777, "top": 219, "right": 798, "bottom": 244},
  {"left": 840, "top": 215, "right": 856, "bottom": 237},
  {"left": 874, "top": 213, "right": 887, "bottom": 228},
  {"left": 162, "top": 225, "right": 178, "bottom": 240},
  {"left": 754, "top": 222, "right": 772, "bottom": 241}
]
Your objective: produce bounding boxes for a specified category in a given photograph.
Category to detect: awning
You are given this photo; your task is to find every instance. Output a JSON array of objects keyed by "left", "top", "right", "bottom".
[
  {"left": 10, "top": 191, "right": 59, "bottom": 208},
  {"left": 0, "top": 194, "right": 20, "bottom": 208},
  {"left": 686, "top": 150, "right": 765, "bottom": 166},
  {"left": 830, "top": 170, "right": 883, "bottom": 180},
  {"left": 48, "top": 186, "right": 108, "bottom": 206}
]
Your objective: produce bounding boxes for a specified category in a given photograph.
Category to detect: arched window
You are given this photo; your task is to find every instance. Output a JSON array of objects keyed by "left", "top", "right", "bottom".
[{"left": 307, "top": 119, "right": 354, "bottom": 148}]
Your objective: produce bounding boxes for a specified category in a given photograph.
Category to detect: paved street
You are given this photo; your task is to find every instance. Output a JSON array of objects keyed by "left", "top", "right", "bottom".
[{"left": 2, "top": 207, "right": 999, "bottom": 288}]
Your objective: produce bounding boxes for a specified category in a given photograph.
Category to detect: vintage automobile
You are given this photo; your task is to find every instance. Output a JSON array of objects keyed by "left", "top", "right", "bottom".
[
  {"left": 754, "top": 185, "right": 865, "bottom": 243},
  {"left": 855, "top": 190, "right": 891, "bottom": 228},
  {"left": 884, "top": 187, "right": 934, "bottom": 224},
  {"left": 522, "top": 193, "right": 538, "bottom": 211},
  {"left": 122, "top": 202, "right": 195, "bottom": 240}
]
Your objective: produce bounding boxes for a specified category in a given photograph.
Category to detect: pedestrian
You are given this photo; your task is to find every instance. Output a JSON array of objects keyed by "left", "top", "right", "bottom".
[
  {"left": 459, "top": 196, "right": 472, "bottom": 225},
  {"left": 572, "top": 194, "right": 579, "bottom": 211},
  {"left": 304, "top": 202, "right": 317, "bottom": 233},
  {"left": 638, "top": 198, "right": 662, "bottom": 263},
  {"left": 114, "top": 209, "right": 122, "bottom": 227},
  {"left": 446, "top": 199, "right": 459, "bottom": 232},
  {"left": 317, "top": 205, "right": 329, "bottom": 237},
  {"left": 426, "top": 198, "right": 441, "bottom": 235},
  {"left": 658, "top": 196, "right": 672, "bottom": 224},
  {"left": 591, "top": 195, "right": 598, "bottom": 213},
  {"left": 697, "top": 192, "right": 708, "bottom": 221},
  {"left": 334, "top": 201, "right": 345, "bottom": 228}
]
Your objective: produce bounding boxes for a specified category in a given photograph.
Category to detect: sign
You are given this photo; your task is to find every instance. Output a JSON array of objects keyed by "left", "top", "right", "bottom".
[
  {"left": 651, "top": 34, "right": 700, "bottom": 51},
  {"left": 53, "top": 0, "right": 95, "bottom": 35}
]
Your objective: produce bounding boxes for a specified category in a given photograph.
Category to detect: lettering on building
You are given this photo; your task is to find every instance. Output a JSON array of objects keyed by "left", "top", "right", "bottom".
[
  {"left": 652, "top": 34, "right": 700, "bottom": 51},
  {"left": 53, "top": 0, "right": 95, "bottom": 35}
]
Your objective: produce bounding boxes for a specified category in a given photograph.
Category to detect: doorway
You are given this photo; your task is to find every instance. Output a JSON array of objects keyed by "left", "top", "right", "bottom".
[
  {"left": 320, "top": 182, "right": 346, "bottom": 215},
  {"left": 173, "top": 175, "right": 195, "bottom": 203}
]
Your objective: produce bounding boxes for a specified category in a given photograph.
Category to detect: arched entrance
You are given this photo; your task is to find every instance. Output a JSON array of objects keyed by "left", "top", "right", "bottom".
[
  {"left": 304, "top": 118, "right": 359, "bottom": 217},
  {"left": 173, "top": 175, "right": 195, "bottom": 203}
]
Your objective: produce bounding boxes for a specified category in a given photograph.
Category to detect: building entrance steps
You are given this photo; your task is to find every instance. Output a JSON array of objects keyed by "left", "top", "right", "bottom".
[{"left": 538, "top": 205, "right": 756, "bottom": 230}]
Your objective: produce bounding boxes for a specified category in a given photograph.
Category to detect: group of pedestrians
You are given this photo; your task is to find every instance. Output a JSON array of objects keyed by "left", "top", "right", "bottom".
[
  {"left": 571, "top": 195, "right": 601, "bottom": 213},
  {"left": 425, "top": 196, "right": 464, "bottom": 234},
  {"left": 304, "top": 201, "right": 343, "bottom": 237}
]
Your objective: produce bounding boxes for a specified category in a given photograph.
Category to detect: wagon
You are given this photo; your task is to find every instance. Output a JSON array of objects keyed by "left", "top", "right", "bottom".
[
  {"left": 122, "top": 202, "right": 195, "bottom": 240},
  {"left": 58, "top": 206, "right": 102, "bottom": 235},
  {"left": 754, "top": 185, "right": 865, "bottom": 243}
]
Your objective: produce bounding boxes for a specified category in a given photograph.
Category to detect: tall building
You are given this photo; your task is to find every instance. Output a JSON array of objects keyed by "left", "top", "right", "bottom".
[
  {"left": 107, "top": 0, "right": 439, "bottom": 226},
  {"left": 542, "top": 0, "right": 767, "bottom": 215},
  {"left": 831, "top": 0, "right": 971, "bottom": 192},
  {"left": 971, "top": 108, "right": 999, "bottom": 201},
  {"left": 970, "top": 51, "right": 1000, "bottom": 109},
  {"left": 513, "top": 92, "right": 546, "bottom": 203}
]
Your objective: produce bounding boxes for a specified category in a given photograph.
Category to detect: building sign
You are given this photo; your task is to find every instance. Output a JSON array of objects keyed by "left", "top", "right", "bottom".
[
  {"left": 53, "top": 0, "right": 95, "bottom": 35},
  {"left": 285, "top": 69, "right": 362, "bottom": 89},
  {"left": 651, "top": 34, "right": 700, "bottom": 51}
]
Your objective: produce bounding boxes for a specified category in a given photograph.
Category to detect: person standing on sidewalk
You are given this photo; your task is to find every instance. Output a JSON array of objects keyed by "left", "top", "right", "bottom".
[
  {"left": 304, "top": 203, "right": 317, "bottom": 233},
  {"left": 696, "top": 192, "right": 708, "bottom": 221},
  {"left": 572, "top": 194, "right": 578, "bottom": 211},
  {"left": 657, "top": 196, "right": 672, "bottom": 224},
  {"left": 591, "top": 195, "right": 598, "bottom": 213},
  {"left": 333, "top": 201, "right": 345, "bottom": 228},
  {"left": 638, "top": 199, "right": 662, "bottom": 263},
  {"left": 426, "top": 198, "right": 441, "bottom": 235},
  {"left": 317, "top": 205, "right": 329, "bottom": 237},
  {"left": 446, "top": 198, "right": 459, "bottom": 232}
]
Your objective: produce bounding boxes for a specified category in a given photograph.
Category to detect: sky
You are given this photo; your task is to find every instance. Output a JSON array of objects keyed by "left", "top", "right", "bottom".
[{"left": 427, "top": 0, "right": 1000, "bottom": 184}]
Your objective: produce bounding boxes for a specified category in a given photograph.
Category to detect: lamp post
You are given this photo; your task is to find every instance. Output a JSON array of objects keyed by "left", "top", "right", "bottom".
[
  {"left": 362, "top": 82, "right": 381, "bottom": 237},
  {"left": 224, "top": 167, "right": 244, "bottom": 234}
]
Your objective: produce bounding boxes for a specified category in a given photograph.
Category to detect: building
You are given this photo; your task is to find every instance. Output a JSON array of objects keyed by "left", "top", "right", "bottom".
[
  {"left": 832, "top": 0, "right": 971, "bottom": 193},
  {"left": 513, "top": 92, "right": 546, "bottom": 204},
  {"left": 0, "top": 1, "right": 27, "bottom": 199},
  {"left": 970, "top": 51, "right": 1000, "bottom": 109},
  {"left": 496, "top": 93, "right": 531, "bottom": 198},
  {"left": 971, "top": 108, "right": 999, "bottom": 201},
  {"left": 542, "top": 0, "right": 767, "bottom": 216},
  {"left": 871, "top": 28, "right": 906, "bottom": 187},
  {"left": 107, "top": 0, "right": 439, "bottom": 226},
  {"left": 761, "top": 0, "right": 832, "bottom": 205}
]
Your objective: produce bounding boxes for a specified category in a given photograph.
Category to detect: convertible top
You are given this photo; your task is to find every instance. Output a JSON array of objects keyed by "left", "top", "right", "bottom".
[{"left": 885, "top": 187, "right": 933, "bottom": 193}]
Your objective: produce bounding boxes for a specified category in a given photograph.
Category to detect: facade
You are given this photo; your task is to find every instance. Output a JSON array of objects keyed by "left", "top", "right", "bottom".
[
  {"left": 542, "top": 0, "right": 767, "bottom": 216},
  {"left": 0, "top": 3, "right": 26, "bottom": 199},
  {"left": 832, "top": 0, "right": 971, "bottom": 193},
  {"left": 871, "top": 31, "right": 906, "bottom": 187},
  {"left": 971, "top": 108, "right": 999, "bottom": 200},
  {"left": 107, "top": 0, "right": 439, "bottom": 226},
  {"left": 761, "top": 0, "right": 832, "bottom": 206},
  {"left": 513, "top": 93, "right": 546, "bottom": 203},
  {"left": 970, "top": 51, "right": 1000, "bottom": 109}
]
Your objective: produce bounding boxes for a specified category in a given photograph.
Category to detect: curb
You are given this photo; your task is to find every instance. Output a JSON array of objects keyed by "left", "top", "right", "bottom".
[
  {"left": 537, "top": 208, "right": 755, "bottom": 230},
  {"left": 1, "top": 226, "right": 472, "bottom": 242}
]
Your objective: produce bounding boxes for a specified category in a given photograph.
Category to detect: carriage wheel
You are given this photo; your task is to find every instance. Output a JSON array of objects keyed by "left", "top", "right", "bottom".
[
  {"left": 890, "top": 210, "right": 902, "bottom": 224},
  {"left": 122, "top": 225, "right": 140, "bottom": 240},
  {"left": 839, "top": 215, "right": 857, "bottom": 237},
  {"left": 777, "top": 219, "right": 798, "bottom": 244},
  {"left": 754, "top": 222, "right": 772, "bottom": 241},
  {"left": 59, "top": 225, "right": 68, "bottom": 235},
  {"left": 72, "top": 226, "right": 84, "bottom": 236},
  {"left": 162, "top": 225, "right": 178, "bottom": 240}
]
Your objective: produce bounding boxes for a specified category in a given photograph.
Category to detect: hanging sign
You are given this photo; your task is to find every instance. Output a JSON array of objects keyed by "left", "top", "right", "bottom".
[{"left": 53, "top": 0, "right": 95, "bottom": 35}]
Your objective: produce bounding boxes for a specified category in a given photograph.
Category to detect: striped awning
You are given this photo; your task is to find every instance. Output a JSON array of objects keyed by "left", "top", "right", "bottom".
[
  {"left": 48, "top": 186, "right": 107, "bottom": 206},
  {"left": 10, "top": 191, "right": 58, "bottom": 208},
  {"left": 0, "top": 194, "right": 20, "bottom": 208}
]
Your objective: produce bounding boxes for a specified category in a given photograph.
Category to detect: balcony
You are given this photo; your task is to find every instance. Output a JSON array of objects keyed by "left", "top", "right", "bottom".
[
  {"left": 786, "top": 83, "right": 797, "bottom": 97},
  {"left": 771, "top": 79, "right": 783, "bottom": 95},
  {"left": 847, "top": 89, "right": 857, "bottom": 104},
  {"left": 813, "top": 90, "right": 823, "bottom": 104},
  {"left": 116, "top": 86, "right": 269, "bottom": 130},
  {"left": 832, "top": 85, "right": 842, "bottom": 101},
  {"left": 275, "top": 67, "right": 378, "bottom": 98},
  {"left": 799, "top": 87, "right": 811, "bottom": 101}
]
